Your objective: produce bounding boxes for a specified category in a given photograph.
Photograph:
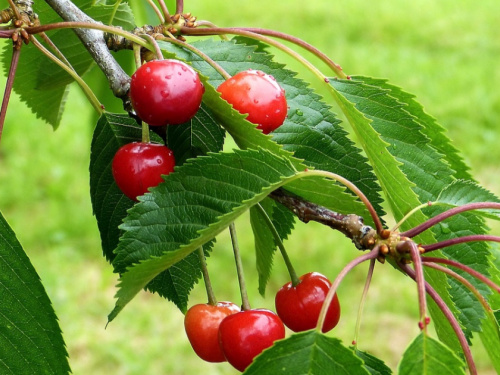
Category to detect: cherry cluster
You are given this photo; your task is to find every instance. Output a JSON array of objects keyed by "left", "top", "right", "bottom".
[
  {"left": 184, "top": 272, "right": 341, "bottom": 372},
  {"left": 112, "top": 59, "right": 287, "bottom": 201}
]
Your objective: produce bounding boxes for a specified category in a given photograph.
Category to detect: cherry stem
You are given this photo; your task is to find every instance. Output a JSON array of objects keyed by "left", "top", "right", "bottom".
[
  {"left": 403, "top": 241, "right": 429, "bottom": 332},
  {"left": 316, "top": 247, "right": 380, "bottom": 332},
  {"left": 157, "top": 36, "right": 231, "bottom": 80},
  {"left": 422, "top": 257, "right": 500, "bottom": 293},
  {"left": 234, "top": 27, "right": 346, "bottom": 79},
  {"left": 0, "top": 44, "right": 20, "bottom": 143},
  {"left": 422, "top": 234, "right": 500, "bottom": 253},
  {"left": 254, "top": 203, "right": 300, "bottom": 286},
  {"left": 141, "top": 121, "right": 150, "bottom": 143},
  {"left": 401, "top": 202, "right": 500, "bottom": 238},
  {"left": 197, "top": 246, "right": 217, "bottom": 305},
  {"left": 29, "top": 35, "right": 104, "bottom": 114},
  {"left": 180, "top": 26, "right": 347, "bottom": 79},
  {"left": 176, "top": 0, "right": 184, "bottom": 14},
  {"left": 140, "top": 33, "right": 163, "bottom": 60},
  {"left": 423, "top": 262, "right": 492, "bottom": 314},
  {"left": 352, "top": 258, "right": 376, "bottom": 348},
  {"left": 146, "top": 0, "right": 165, "bottom": 24},
  {"left": 401, "top": 263, "right": 477, "bottom": 375},
  {"left": 27, "top": 21, "right": 150, "bottom": 50},
  {"left": 39, "top": 32, "right": 75, "bottom": 72},
  {"left": 155, "top": 0, "right": 171, "bottom": 23},
  {"left": 229, "top": 223, "right": 251, "bottom": 311}
]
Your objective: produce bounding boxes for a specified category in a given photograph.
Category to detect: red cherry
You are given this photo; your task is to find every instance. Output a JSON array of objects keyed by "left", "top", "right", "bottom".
[
  {"left": 111, "top": 142, "right": 175, "bottom": 201},
  {"left": 275, "top": 272, "right": 341, "bottom": 333},
  {"left": 218, "top": 309, "right": 285, "bottom": 372},
  {"left": 130, "top": 59, "right": 204, "bottom": 126},
  {"left": 217, "top": 69, "right": 287, "bottom": 134},
  {"left": 184, "top": 302, "right": 240, "bottom": 363}
]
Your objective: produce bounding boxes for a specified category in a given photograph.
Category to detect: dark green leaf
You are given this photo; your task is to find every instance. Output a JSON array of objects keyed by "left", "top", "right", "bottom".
[
  {"left": 109, "top": 149, "right": 306, "bottom": 321},
  {"left": 354, "top": 349, "right": 392, "bottom": 375},
  {"left": 398, "top": 333, "right": 465, "bottom": 375},
  {"left": 0, "top": 211, "right": 70, "bottom": 375},
  {"left": 243, "top": 331, "right": 370, "bottom": 375}
]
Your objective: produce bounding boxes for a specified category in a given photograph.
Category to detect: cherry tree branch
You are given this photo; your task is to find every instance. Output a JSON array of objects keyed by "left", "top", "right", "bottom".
[{"left": 43, "top": 0, "right": 131, "bottom": 108}]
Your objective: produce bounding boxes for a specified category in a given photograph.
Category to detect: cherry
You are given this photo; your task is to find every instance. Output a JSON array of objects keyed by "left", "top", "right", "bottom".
[
  {"left": 217, "top": 69, "right": 287, "bottom": 134},
  {"left": 111, "top": 142, "right": 175, "bottom": 201},
  {"left": 184, "top": 301, "right": 240, "bottom": 363},
  {"left": 275, "top": 272, "right": 341, "bottom": 333},
  {"left": 129, "top": 59, "right": 204, "bottom": 126},
  {"left": 218, "top": 309, "right": 285, "bottom": 372}
]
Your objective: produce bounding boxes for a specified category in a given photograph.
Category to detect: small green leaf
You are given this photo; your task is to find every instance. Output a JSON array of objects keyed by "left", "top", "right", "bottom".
[
  {"left": 0, "top": 211, "right": 70, "bottom": 374},
  {"left": 398, "top": 333, "right": 465, "bottom": 375},
  {"left": 243, "top": 331, "right": 370, "bottom": 375}
]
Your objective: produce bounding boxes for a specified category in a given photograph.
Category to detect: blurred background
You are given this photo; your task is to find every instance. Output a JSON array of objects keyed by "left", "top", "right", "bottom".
[{"left": 0, "top": 0, "right": 499, "bottom": 373}]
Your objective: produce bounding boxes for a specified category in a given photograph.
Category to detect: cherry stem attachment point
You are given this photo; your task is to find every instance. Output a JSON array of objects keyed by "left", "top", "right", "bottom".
[
  {"left": 0, "top": 45, "right": 20, "bottom": 143},
  {"left": 316, "top": 247, "right": 379, "bottom": 332},
  {"left": 255, "top": 203, "right": 300, "bottom": 286},
  {"left": 353, "top": 257, "right": 376, "bottom": 349},
  {"left": 197, "top": 246, "right": 217, "bottom": 306},
  {"left": 229, "top": 223, "right": 251, "bottom": 311},
  {"left": 141, "top": 122, "right": 150, "bottom": 143}
]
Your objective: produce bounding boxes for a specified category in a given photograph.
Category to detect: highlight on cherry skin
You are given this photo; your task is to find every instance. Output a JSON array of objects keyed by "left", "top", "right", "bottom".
[
  {"left": 275, "top": 272, "right": 341, "bottom": 333},
  {"left": 218, "top": 308, "right": 286, "bottom": 372},
  {"left": 217, "top": 69, "right": 288, "bottom": 134},
  {"left": 184, "top": 301, "right": 240, "bottom": 363},
  {"left": 111, "top": 142, "right": 176, "bottom": 201},
  {"left": 129, "top": 59, "right": 204, "bottom": 126}
]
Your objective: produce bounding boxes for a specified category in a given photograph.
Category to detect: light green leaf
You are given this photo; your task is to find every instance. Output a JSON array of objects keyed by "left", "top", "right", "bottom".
[{"left": 398, "top": 333, "right": 465, "bottom": 375}]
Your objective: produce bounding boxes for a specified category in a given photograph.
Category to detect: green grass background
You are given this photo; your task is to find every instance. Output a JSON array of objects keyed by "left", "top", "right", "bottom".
[{"left": 1, "top": 0, "right": 499, "bottom": 373}]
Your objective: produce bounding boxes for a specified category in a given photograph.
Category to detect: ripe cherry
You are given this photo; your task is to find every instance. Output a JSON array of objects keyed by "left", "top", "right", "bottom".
[
  {"left": 111, "top": 142, "right": 175, "bottom": 201},
  {"left": 184, "top": 302, "right": 240, "bottom": 363},
  {"left": 218, "top": 309, "right": 285, "bottom": 372},
  {"left": 217, "top": 69, "right": 287, "bottom": 134},
  {"left": 129, "top": 59, "right": 204, "bottom": 126},
  {"left": 275, "top": 272, "right": 341, "bottom": 333}
]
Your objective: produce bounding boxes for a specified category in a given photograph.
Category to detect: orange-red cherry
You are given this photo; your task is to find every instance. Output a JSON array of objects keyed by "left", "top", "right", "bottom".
[
  {"left": 217, "top": 69, "right": 287, "bottom": 134},
  {"left": 184, "top": 302, "right": 240, "bottom": 363}
]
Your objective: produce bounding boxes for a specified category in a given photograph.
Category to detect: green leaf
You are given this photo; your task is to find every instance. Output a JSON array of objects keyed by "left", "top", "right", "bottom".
[
  {"left": 250, "top": 198, "right": 295, "bottom": 295},
  {"left": 89, "top": 113, "right": 163, "bottom": 262},
  {"left": 436, "top": 179, "right": 500, "bottom": 220},
  {"left": 354, "top": 349, "right": 392, "bottom": 375},
  {"left": 478, "top": 312, "right": 500, "bottom": 374},
  {"left": 87, "top": 3, "right": 136, "bottom": 29},
  {"left": 243, "top": 331, "right": 370, "bottom": 375},
  {"left": 0, "top": 211, "right": 70, "bottom": 375},
  {"left": 109, "top": 149, "right": 314, "bottom": 321},
  {"left": 398, "top": 333, "right": 465, "bottom": 375},
  {"left": 354, "top": 76, "right": 472, "bottom": 181}
]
